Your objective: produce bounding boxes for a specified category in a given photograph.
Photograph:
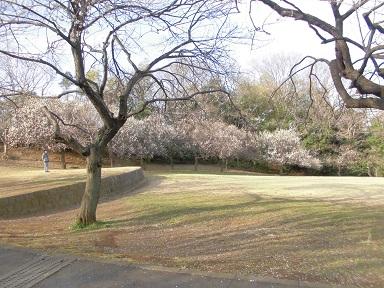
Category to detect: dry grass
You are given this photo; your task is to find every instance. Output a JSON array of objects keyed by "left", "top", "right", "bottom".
[{"left": 1, "top": 171, "right": 383, "bottom": 287}]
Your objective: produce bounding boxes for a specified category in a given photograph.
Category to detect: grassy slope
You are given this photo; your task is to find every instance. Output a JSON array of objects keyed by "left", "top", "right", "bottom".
[
  {"left": 0, "top": 166, "right": 138, "bottom": 197},
  {"left": 0, "top": 171, "right": 383, "bottom": 287}
]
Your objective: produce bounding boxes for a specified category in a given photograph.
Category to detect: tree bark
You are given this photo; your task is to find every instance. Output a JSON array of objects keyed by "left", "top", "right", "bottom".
[
  {"left": 0, "top": 134, "right": 7, "bottom": 160},
  {"left": 367, "top": 165, "right": 372, "bottom": 177},
  {"left": 109, "top": 151, "right": 115, "bottom": 168},
  {"left": 2, "top": 143, "right": 7, "bottom": 160},
  {"left": 194, "top": 155, "right": 198, "bottom": 171},
  {"left": 60, "top": 150, "right": 66, "bottom": 169},
  {"left": 77, "top": 145, "right": 102, "bottom": 225}
]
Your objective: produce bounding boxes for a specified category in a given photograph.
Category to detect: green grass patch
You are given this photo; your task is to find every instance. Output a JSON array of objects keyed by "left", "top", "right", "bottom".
[{"left": 70, "top": 220, "right": 114, "bottom": 232}]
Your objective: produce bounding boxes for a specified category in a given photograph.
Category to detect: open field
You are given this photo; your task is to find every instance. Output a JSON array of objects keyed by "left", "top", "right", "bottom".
[
  {"left": 1, "top": 171, "right": 384, "bottom": 287},
  {"left": 0, "top": 166, "right": 138, "bottom": 197}
]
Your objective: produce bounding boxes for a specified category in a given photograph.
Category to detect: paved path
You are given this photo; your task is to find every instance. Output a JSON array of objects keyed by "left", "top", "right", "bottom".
[{"left": 0, "top": 246, "right": 337, "bottom": 288}]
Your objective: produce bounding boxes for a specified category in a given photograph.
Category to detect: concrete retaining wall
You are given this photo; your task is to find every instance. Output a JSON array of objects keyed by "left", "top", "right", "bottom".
[{"left": 0, "top": 167, "right": 144, "bottom": 219}]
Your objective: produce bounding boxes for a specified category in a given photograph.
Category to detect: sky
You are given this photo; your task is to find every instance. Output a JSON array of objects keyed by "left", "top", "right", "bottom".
[
  {"left": 232, "top": 0, "right": 367, "bottom": 73},
  {"left": 0, "top": 0, "right": 375, "bottom": 95}
]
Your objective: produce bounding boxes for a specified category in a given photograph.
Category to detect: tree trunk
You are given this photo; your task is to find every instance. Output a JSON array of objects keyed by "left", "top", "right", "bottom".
[
  {"left": 170, "top": 156, "right": 174, "bottom": 170},
  {"left": 374, "top": 167, "right": 378, "bottom": 177},
  {"left": 337, "top": 165, "right": 341, "bottom": 176},
  {"left": 225, "top": 159, "right": 228, "bottom": 171},
  {"left": 140, "top": 157, "right": 145, "bottom": 169},
  {"left": 367, "top": 165, "right": 372, "bottom": 177},
  {"left": 60, "top": 150, "right": 66, "bottom": 169},
  {"left": 2, "top": 143, "right": 7, "bottom": 160},
  {"left": 0, "top": 134, "right": 7, "bottom": 160},
  {"left": 220, "top": 159, "right": 224, "bottom": 172},
  {"left": 77, "top": 146, "right": 102, "bottom": 225},
  {"left": 109, "top": 151, "right": 115, "bottom": 168},
  {"left": 194, "top": 155, "right": 198, "bottom": 171}
]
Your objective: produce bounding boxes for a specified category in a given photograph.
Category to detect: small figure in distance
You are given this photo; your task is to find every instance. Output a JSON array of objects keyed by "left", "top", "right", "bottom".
[{"left": 42, "top": 150, "right": 49, "bottom": 172}]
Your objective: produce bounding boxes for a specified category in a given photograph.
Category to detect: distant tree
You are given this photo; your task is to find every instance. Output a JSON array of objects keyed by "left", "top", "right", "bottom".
[
  {"left": 0, "top": 57, "right": 48, "bottom": 159},
  {"left": 7, "top": 97, "right": 100, "bottom": 168},
  {"left": 258, "top": 129, "right": 321, "bottom": 173},
  {"left": 8, "top": 99, "right": 60, "bottom": 150},
  {"left": 0, "top": 103, "right": 12, "bottom": 159},
  {"left": 234, "top": 79, "right": 283, "bottom": 130},
  {"left": 331, "top": 145, "right": 359, "bottom": 176},
  {"left": 303, "top": 107, "right": 368, "bottom": 169},
  {"left": 112, "top": 115, "right": 169, "bottom": 166},
  {"left": 183, "top": 117, "right": 209, "bottom": 171},
  {"left": 366, "top": 116, "right": 384, "bottom": 176},
  {"left": 208, "top": 121, "right": 246, "bottom": 171},
  {"left": 161, "top": 119, "right": 190, "bottom": 169},
  {"left": 233, "top": 54, "right": 325, "bottom": 132},
  {"left": 232, "top": 53, "right": 371, "bottom": 175},
  {"left": 0, "top": 94, "right": 16, "bottom": 159}
]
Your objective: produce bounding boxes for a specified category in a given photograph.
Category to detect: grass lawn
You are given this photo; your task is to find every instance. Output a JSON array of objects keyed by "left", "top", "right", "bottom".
[
  {"left": 0, "top": 166, "right": 139, "bottom": 197},
  {"left": 0, "top": 170, "right": 383, "bottom": 287}
]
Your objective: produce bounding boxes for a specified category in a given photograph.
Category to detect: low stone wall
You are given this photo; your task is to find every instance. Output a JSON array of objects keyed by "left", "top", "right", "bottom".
[{"left": 0, "top": 167, "right": 144, "bottom": 219}]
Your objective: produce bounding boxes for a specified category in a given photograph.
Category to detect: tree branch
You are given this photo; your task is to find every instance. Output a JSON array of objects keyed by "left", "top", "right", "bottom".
[{"left": 42, "top": 106, "right": 89, "bottom": 156}]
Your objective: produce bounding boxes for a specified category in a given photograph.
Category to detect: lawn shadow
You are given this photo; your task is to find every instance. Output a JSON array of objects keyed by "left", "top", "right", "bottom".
[{"left": 102, "top": 192, "right": 384, "bottom": 244}]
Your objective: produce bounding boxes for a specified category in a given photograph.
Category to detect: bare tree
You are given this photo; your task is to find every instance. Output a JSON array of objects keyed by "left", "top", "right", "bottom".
[
  {"left": 252, "top": 1, "right": 384, "bottom": 110},
  {"left": 0, "top": 0, "right": 238, "bottom": 225}
]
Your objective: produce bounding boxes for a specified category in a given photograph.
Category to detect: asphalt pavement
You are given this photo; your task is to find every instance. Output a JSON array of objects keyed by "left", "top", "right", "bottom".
[{"left": 0, "top": 246, "right": 338, "bottom": 288}]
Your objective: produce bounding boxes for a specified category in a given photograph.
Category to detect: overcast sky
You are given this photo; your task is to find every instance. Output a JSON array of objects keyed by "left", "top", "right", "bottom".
[
  {"left": 1, "top": 0, "right": 373, "bottom": 95},
  {"left": 232, "top": 0, "right": 366, "bottom": 73}
]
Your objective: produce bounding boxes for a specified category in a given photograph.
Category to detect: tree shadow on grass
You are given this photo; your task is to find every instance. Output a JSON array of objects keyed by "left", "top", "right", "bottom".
[
  {"left": 91, "top": 193, "right": 384, "bottom": 287},
  {"left": 102, "top": 191, "right": 384, "bottom": 245}
]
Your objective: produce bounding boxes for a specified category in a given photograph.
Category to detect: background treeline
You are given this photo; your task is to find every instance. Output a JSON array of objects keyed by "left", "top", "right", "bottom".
[{"left": 1, "top": 55, "right": 383, "bottom": 175}]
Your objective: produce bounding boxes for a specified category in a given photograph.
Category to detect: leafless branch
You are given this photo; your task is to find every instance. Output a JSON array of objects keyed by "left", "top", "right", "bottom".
[{"left": 42, "top": 106, "right": 89, "bottom": 156}]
